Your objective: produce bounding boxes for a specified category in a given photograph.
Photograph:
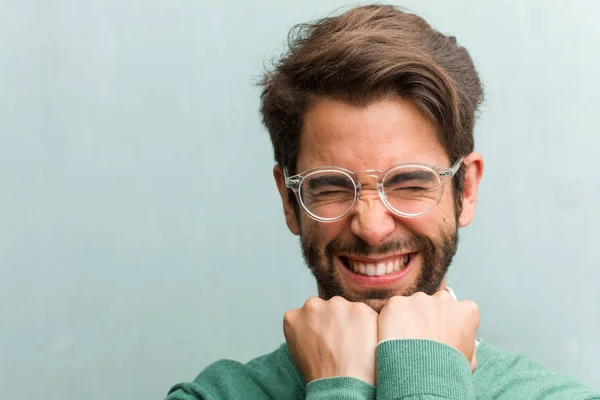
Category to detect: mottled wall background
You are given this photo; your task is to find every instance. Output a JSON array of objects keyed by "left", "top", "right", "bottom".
[{"left": 1, "top": 0, "right": 598, "bottom": 398}]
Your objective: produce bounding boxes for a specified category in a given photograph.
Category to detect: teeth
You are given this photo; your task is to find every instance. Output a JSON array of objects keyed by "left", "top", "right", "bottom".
[
  {"left": 347, "top": 255, "right": 412, "bottom": 277},
  {"left": 386, "top": 262, "right": 394, "bottom": 274},
  {"left": 366, "top": 265, "right": 376, "bottom": 276}
]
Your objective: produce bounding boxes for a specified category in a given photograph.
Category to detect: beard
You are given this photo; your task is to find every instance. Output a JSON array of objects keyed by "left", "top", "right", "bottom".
[{"left": 300, "top": 225, "right": 459, "bottom": 309}]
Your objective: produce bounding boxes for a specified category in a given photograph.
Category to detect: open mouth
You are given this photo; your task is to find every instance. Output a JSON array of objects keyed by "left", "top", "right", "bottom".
[{"left": 339, "top": 253, "right": 415, "bottom": 277}]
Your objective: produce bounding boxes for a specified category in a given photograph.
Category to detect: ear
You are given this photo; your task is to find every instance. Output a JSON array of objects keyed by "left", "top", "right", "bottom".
[
  {"left": 273, "top": 165, "right": 301, "bottom": 235},
  {"left": 458, "top": 152, "right": 484, "bottom": 228}
]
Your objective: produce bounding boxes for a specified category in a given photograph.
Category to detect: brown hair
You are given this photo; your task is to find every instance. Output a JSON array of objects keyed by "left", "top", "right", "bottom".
[{"left": 259, "top": 4, "right": 484, "bottom": 213}]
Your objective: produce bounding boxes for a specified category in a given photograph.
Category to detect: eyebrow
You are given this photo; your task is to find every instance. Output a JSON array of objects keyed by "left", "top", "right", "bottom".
[
  {"left": 306, "top": 175, "right": 355, "bottom": 190},
  {"left": 385, "top": 170, "right": 434, "bottom": 186}
]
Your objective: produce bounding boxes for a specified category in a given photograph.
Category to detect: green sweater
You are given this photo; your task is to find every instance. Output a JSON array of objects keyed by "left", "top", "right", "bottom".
[{"left": 166, "top": 338, "right": 599, "bottom": 399}]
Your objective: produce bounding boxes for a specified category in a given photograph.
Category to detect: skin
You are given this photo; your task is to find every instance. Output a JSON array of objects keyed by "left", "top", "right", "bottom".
[{"left": 275, "top": 97, "right": 484, "bottom": 384}]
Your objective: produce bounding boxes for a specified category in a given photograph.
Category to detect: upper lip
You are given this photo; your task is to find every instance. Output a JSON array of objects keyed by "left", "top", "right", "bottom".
[{"left": 339, "top": 253, "right": 414, "bottom": 264}]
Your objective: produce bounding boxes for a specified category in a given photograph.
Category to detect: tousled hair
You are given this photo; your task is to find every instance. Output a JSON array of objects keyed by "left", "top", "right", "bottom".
[{"left": 260, "top": 4, "right": 484, "bottom": 214}]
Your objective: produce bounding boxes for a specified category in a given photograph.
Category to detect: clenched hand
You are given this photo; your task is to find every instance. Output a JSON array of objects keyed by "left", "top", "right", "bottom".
[
  {"left": 284, "top": 291, "right": 480, "bottom": 385},
  {"left": 378, "top": 291, "right": 479, "bottom": 371},
  {"left": 283, "top": 296, "right": 378, "bottom": 385}
]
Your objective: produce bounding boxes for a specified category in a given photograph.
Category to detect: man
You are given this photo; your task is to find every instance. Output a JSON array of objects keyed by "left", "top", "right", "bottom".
[{"left": 166, "top": 5, "right": 599, "bottom": 399}]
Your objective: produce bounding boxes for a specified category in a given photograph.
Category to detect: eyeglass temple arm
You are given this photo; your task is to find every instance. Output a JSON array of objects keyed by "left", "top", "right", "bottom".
[
  {"left": 283, "top": 168, "right": 301, "bottom": 190},
  {"left": 438, "top": 157, "right": 464, "bottom": 177}
]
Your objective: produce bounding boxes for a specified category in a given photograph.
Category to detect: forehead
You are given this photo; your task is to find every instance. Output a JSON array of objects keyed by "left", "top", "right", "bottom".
[{"left": 297, "top": 97, "right": 448, "bottom": 172}]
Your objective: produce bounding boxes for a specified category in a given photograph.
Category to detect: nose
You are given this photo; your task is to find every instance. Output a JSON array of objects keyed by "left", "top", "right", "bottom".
[{"left": 349, "top": 190, "right": 396, "bottom": 246}]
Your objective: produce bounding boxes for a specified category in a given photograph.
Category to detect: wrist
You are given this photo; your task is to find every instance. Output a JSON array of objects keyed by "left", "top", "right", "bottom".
[
  {"left": 307, "top": 370, "right": 374, "bottom": 386},
  {"left": 376, "top": 339, "right": 474, "bottom": 399},
  {"left": 306, "top": 377, "right": 376, "bottom": 399}
]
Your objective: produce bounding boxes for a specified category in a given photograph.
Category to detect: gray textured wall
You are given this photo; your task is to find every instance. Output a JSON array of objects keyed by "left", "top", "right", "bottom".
[{"left": 0, "top": 0, "right": 598, "bottom": 398}]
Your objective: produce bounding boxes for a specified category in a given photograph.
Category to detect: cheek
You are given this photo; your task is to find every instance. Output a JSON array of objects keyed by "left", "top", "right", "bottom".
[
  {"left": 439, "top": 185, "right": 459, "bottom": 223},
  {"left": 399, "top": 195, "right": 457, "bottom": 235},
  {"left": 300, "top": 216, "right": 348, "bottom": 247},
  {"left": 399, "top": 214, "right": 438, "bottom": 237}
]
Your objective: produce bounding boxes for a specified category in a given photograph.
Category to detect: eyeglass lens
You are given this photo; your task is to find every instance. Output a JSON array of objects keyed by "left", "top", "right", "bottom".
[{"left": 298, "top": 166, "right": 442, "bottom": 219}]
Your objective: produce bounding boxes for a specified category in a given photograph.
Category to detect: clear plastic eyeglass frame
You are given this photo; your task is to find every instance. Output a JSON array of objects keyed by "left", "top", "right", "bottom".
[{"left": 284, "top": 157, "right": 464, "bottom": 223}]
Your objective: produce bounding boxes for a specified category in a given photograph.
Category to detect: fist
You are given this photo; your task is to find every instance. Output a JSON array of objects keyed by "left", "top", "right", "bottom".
[
  {"left": 283, "top": 296, "right": 378, "bottom": 385},
  {"left": 378, "top": 291, "right": 479, "bottom": 370}
]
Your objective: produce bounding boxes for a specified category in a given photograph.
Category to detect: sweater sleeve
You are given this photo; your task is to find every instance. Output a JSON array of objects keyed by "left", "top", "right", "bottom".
[
  {"left": 166, "top": 382, "right": 215, "bottom": 400},
  {"left": 306, "top": 376, "right": 376, "bottom": 400},
  {"left": 375, "top": 339, "right": 475, "bottom": 400},
  {"left": 473, "top": 340, "right": 600, "bottom": 400},
  {"left": 165, "top": 354, "right": 303, "bottom": 399}
]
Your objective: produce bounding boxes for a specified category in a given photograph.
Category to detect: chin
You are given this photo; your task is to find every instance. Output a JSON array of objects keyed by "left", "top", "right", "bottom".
[
  {"left": 362, "top": 298, "right": 390, "bottom": 313},
  {"left": 344, "top": 284, "right": 419, "bottom": 312}
]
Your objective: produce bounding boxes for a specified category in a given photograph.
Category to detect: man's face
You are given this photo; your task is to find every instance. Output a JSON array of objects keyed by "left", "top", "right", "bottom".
[{"left": 275, "top": 97, "right": 480, "bottom": 312}]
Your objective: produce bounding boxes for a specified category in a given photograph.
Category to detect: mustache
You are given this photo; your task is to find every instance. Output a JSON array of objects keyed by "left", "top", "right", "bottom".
[{"left": 324, "top": 235, "right": 431, "bottom": 260}]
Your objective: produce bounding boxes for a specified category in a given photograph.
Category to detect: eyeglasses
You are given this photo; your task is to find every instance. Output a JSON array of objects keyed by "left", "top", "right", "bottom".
[{"left": 284, "top": 157, "right": 463, "bottom": 222}]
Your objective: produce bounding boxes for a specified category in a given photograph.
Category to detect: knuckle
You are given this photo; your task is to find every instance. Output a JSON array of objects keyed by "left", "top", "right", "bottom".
[
  {"left": 461, "top": 300, "right": 480, "bottom": 316},
  {"left": 283, "top": 309, "right": 296, "bottom": 328},
  {"left": 387, "top": 295, "right": 402, "bottom": 304},
  {"left": 283, "top": 308, "right": 296, "bottom": 320},
  {"left": 329, "top": 296, "right": 346, "bottom": 306},
  {"left": 304, "top": 296, "right": 322, "bottom": 310},
  {"left": 386, "top": 295, "right": 405, "bottom": 308},
  {"left": 469, "top": 301, "right": 480, "bottom": 314}
]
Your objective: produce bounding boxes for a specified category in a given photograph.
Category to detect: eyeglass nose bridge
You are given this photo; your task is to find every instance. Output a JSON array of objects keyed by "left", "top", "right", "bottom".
[
  {"left": 352, "top": 171, "right": 389, "bottom": 206},
  {"left": 353, "top": 170, "right": 384, "bottom": 186}
]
